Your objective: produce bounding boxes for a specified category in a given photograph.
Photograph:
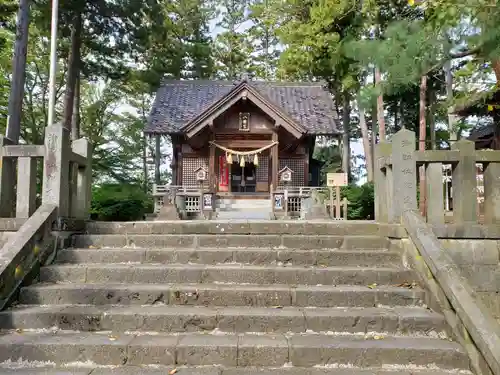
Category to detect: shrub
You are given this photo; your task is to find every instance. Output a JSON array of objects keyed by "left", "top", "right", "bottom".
[
  {"left": 90, "top": 183, "right": 153, "bottom": 221},
  {"left": 342, "top": 182, "right": 375, "bottom": 220}
]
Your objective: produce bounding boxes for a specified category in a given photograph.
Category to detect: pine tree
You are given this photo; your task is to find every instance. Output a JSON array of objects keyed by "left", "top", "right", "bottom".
[
  {"left": 245, "top": 0, "right": 280, "bottom": 80},
  {"left": 213, "top": 0, "right": 251, "bottom": 80}
]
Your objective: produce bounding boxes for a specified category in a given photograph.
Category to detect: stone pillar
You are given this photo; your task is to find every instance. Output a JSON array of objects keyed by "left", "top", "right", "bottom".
[
  {"left": 16, "top": 157, "right": 37, "bottom": 218},
  {"left": 0, "top": 136, "right": 15, "bottom": 217},
  {"left": 391, "top": 129, "right": 417, "bottom": 223},
  {"left": 374, "top": 142, "right": 391, "bottom": 222},
  {"left": 42, "top": 125, "right": 70, "bottom": 217},
  {"left": 425, "top": 163, "right": 445, "bottom": 225},
  {"left": 482, "top": 162, "right": 500, "bottom": 224},
  {"left": 451, "top": 140, "right": 477, "bottom": 223},
  {"left": 71, "top": 138, "right": 92, "bottom": 219}
]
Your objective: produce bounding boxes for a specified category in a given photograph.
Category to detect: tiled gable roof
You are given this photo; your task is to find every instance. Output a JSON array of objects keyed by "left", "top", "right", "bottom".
[{"left": 145, "top": 80, "right": 341, "bottom": 135}]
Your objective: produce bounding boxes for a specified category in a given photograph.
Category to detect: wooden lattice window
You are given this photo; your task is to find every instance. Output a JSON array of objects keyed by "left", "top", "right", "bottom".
[
  {"left": 279, "top": 159, "right": 304, "bottom": 187},
  {"left": 256, "top": 155, "right": 269, "bottom": 182},
  {"left": 182, "top": 157, "right": 209, "bottom": 188}
]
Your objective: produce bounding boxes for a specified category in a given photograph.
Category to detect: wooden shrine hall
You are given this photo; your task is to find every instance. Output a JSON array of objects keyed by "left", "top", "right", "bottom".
[{"left": 145, "top": 78, "right": 342, "bottom": 197}]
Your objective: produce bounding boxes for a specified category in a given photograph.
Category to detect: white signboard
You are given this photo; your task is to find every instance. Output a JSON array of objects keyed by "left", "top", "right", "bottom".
[{"left": 326, "top": 172, "right": 348, "bottom": 187}]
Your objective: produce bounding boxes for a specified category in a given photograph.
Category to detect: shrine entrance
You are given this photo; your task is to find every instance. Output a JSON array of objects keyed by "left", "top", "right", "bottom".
[{"left": 230, "top": 161, "right": 257, "bottom": 193}]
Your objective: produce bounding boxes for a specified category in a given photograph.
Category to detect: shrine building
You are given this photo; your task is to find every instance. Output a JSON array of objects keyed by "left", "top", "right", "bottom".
[{"left": 145, "top": 78, "right": 341, "bottom": 196}]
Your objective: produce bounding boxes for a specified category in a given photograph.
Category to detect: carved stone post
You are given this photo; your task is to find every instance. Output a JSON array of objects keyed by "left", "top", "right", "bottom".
[
  {"left": 71, "top": 138, "right": 92, "bottom": 219},
  {"left": 42, "top": 125, "right": 70, "bottom": 217},
  {"left": 391, "top": 129, "right": 417, "bottom": 223},
  {"left": 451, "top": 140, "right": 477, "bottom": 223},
  {"left": 482, "top": 162, "right": 500, "bottom": 224}
]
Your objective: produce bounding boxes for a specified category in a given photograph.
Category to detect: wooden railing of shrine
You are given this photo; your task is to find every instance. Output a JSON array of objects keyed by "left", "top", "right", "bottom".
[{"left": 375, "top": 128, "right": 500, "bottom": 224}]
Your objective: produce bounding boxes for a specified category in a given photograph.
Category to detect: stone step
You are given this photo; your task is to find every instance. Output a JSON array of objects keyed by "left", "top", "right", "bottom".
[
  {"left": 19, "top": 283, "right": 425, "bottom": 307},
  {"left": 39, "top": 264, "right": 414, "bottom": 286},
  {"left": 0, "top": 331, "right": 468, "bottom": 368},
  {"left": 55, "top": 248, "right": 403, "bottom": 267},
  {"left": 0, "top": 367, "right": 476, "bottom": 375},
  {"left": 84, "top": 221, "right": 391, "bottom": 236},
  {"left": 0, "top": 305, "right": 446, "bottom": 335},
  {"left": 72, "top": 234, "right": 389, "bottom": 250}
]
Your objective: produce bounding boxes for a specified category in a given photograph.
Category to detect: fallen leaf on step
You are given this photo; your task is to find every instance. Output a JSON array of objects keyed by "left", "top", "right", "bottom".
[
  {"left": 88, "top": 245, "right": 99, "bottom": 249},
  {"left": 367, "top": 283, "right": 377, "bottom": 289},
  {"left": 169, "top": 368, "right": 178, "bottom": 375},
  {"left": 273, "top": 306, "right": 284, "bottom": 309},
  {"left": 396, "top": 282, "right": 418, "bottom": 289},
  {"left": 108, "top": 335, "right": 117, "bottom": 341},
  {"left": 373, "top": 335, "right": 384, "bottom": 340},
  {"left": 15, "top": 328, "right": 22, "bottom": 333}
]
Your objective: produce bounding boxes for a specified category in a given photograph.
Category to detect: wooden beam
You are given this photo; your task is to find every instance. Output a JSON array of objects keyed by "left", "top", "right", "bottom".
[{"left": 215, "top": 140, "right": 274, "bottom": 149}]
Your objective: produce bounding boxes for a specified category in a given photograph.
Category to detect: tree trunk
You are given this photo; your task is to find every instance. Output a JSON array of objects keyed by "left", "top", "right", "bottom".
[
  {"left": 6, "top": 0, "right": 30, "bottom": 143},
  {"left": 341, "top": 91, "right": 351, "bottom": 179},
  {"left": 357, "top": 99, "right": 373, "bottom": 182},
  {"left": 142, "top": 134, "right": 148, "bottom": 193},
  {"left": 375, "top": 66, "right": 386, "bottom": 141},
  {"left": 444, "top": 59, "right": 458, "bottom": 142},
  {"left": 419, "top": 75, "right": 427, "bottom": 214},
  {"left": 429, "top": 84, "right": 437, "bottom": 150},
  {"left": 71, "top": 74, "right": 81, "bottom": 139},
  {"left": 62, "top": 13, "right": 82, "bottom": 134}
]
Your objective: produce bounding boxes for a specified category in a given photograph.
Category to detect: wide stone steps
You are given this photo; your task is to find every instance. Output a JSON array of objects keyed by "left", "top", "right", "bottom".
[
  {"left": 39, "top": 264, "right": 413, "bottom": 286},
  {"left": 0, "top": 223, "right": 472, "bottom": 373},
  {"left": 19, "top": 283, "right": 426, "bottom": 307},
  {"left": 71, "top": 234, "right": 389, "bottom": 250},
  {"left": 0, "top": 368, "right": 476, "bottom": 375},
  {"left": 0, "top": 305, "right": 446, "bottom": 335},
  {"left": 0, "top": 331, "right": 468, "bottom": 368},
  {"left": 55, "top": 247, "right": 403, "bottom": 267}
]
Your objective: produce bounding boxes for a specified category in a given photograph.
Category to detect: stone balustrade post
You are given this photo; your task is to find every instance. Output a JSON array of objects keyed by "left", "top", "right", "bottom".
[
  {"left": 425, "top": 163, "right": 445, "bottom": 225},
  {"left": 0, "top": 136, "right": 15, "bottom": 217},
  {"left": 71, "top": 138, "right": 92, "bottom": 219},
  {"left": 482, "top": 161, "right": 500, "bottom": 224},
  {"left": 374, "top": 142, "right": 391, "bottom": 222},
  {"left": 42, "top": 125, "right": 71, "bottom": 217},
  {"left": 16, "top": 157, "right": 37, "bottom": 218},
  {"left": 451, "top": 140, "right": 477, "bottom": 223},
  {"left": 390, "top": 129, "right": 417, "bottom": 223}
]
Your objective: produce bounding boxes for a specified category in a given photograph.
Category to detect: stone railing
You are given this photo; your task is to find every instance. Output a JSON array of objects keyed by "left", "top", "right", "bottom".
[
  {"left": 375, "top": 129, "right": 500, "bottom": 375},
  {"left": 271, "top": 186, "right": 337, "bottom": 220},
  {"left": 375, "top": 128, "right": 500, "bottom": 225},
  {"left": 0, "top": 204, "right": 57, "bottom": 310},
  {"left": 153, "top": 184, "right": 214, "bottom": 219},
  {"left": 0, "top": 125, "right": 92, "bottom": 221}
]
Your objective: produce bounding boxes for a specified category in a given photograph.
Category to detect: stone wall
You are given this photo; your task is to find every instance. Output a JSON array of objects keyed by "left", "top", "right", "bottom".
[{"left": 441, "top": 239, "right": 500, "bottom": 322}]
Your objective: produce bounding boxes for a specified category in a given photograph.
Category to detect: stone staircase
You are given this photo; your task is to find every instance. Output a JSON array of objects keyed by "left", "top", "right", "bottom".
[
  {"left": 215, "top": 198, "right": 272, "bottom": 220},
  {"left": 0, "top": 222, "right": 472, "bottom": 374}
]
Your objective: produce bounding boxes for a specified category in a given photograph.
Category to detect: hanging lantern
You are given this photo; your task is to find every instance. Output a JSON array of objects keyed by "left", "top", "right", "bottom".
[
  {"left": 253, "top": 154, "right": 259, "bottom": 166},
  {"left": 226, "top": 153, "right": 233, "bottom": 164},
  {"left": 240, "top": 155, "right": 245, "bottom": 167}
]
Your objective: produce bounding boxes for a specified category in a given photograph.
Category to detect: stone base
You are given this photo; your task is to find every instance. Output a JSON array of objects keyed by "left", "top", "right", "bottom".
[
  {"left": 303, "top": 203, "right": 330, "bottom": 220},
  {"left": 156, "top": 205, "right": 179, "bottom": 220}
]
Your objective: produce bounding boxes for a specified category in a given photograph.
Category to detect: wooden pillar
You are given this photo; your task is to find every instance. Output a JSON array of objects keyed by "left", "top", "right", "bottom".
[
  {"left": 155, "top": 135, "right": 161, "bottom": 185},
  {"left": 209, "top": 130, "right": 216, "bottom": 192},
  {"left": 304, "top": 143, "right": 310, "bottom": 186},
  {"left": 271, "top": 130, "right": 279, "bottom": 189}
]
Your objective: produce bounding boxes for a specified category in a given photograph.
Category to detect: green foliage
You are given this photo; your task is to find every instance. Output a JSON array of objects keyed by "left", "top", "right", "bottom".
[
  {"left": 342, "top": 182, "right": 375, "bottom": 220},
  {"left": 90, "top": 184, "right": 153, "bottom": 221}
]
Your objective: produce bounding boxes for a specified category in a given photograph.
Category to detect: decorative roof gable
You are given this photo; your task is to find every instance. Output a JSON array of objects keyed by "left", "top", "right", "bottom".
[{"left": 146, "top": 79, "right": 342, "bottom": 136}]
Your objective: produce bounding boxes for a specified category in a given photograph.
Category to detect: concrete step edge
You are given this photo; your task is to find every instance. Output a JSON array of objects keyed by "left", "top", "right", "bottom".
[
  {"left": 0, "top": 304, "right": 446, "bottom": 335},
  {"left": 0, "top": 366, "right": 476, "bottom": 375},
  {"left": 0, "top": 331, "right": 468, "bottom": 368}
]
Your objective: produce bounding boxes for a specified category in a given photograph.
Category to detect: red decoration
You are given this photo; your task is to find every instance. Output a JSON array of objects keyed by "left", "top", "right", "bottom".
[{"left": 219, "top": 155, "right": 229, "bottom": 190}]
